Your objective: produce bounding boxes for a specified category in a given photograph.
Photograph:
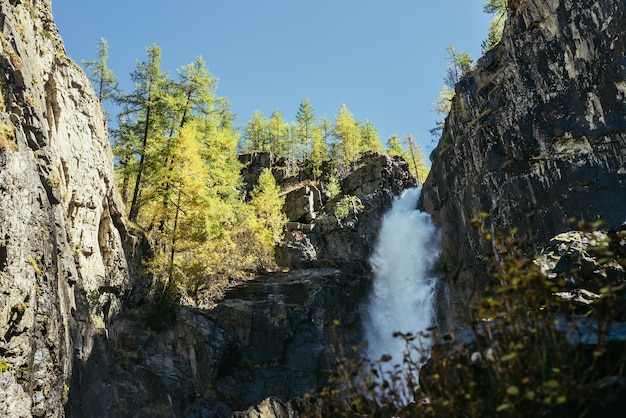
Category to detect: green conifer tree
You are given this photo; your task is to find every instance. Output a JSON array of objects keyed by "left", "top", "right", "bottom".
[
  {"left": 295, "top": 98, "right": 315, "bottom": 160},
  {"left": 267, "top": 109, "right": 289, "bottom": 156},
  {"left": 114, "top": 44, "right": 171, "bottom": 221},
  {"left": 242, "top": 111, "right": 269, "bottom": 153},
  {"left": 83, "top": 37, "right": 118, "bottom": 105},
  {"left": 359, "top": 119, "right": 383, "bottom": 153}
]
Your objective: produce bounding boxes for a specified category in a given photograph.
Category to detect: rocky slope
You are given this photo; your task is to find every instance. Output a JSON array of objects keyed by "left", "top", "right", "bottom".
[
  {"left": 240, "top": 151, "right": 417, "bottom": 272},
  {"left": 0, "top": 1, "right": 144, "bottom": 416},
  {"left": 422, "top": 0, "right": 626, "bottom": 327}
]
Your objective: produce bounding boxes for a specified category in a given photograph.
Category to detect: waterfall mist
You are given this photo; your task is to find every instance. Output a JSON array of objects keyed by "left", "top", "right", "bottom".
[{"left": 363, "top": 187, "right": 440, "bottom": 373}]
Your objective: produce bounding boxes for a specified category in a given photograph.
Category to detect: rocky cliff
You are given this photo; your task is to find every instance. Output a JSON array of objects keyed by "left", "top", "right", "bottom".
[
  {"left": 0, "top": 1, "right": 142, "bottom": 416},
  {"left": 422, "top": 0, "right": 626, "bottom": 327},
  {"left": 240, "top": 151, "right": 418, "bottom": 272}
]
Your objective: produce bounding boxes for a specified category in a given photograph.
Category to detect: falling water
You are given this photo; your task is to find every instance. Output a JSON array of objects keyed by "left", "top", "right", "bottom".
[{"left": 363, "top": 186, "right": 440, "bottom": 376}]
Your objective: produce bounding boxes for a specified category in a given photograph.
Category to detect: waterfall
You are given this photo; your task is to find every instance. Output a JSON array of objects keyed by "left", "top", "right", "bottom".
[{"left": 363, "top": 186, "right": 440, "bottom": 376}]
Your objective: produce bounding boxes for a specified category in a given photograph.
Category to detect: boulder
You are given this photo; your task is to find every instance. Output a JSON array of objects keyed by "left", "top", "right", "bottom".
[{"left": 282, "top": 185, "right": 322, "bottom": 223}]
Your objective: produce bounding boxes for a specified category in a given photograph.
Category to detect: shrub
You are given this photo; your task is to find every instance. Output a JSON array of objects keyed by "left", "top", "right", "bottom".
[{"left": 334, "top": 195, "right": 363, "bottom": 221}]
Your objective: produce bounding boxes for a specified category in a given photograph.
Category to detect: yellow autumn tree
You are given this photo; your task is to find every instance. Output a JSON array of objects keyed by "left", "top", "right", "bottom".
[{"left": 250, "top": 168, "right": 287, "bottom": 243}]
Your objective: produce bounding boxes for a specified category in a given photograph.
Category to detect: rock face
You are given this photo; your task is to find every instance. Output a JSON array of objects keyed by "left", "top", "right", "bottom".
[
  {"left": 65, "top": 268, "right": 367, "bottom": 417},
  {"left": 422, "top": 0, "right": 626, "bottom": 327},
  {"left": 0, "top": 2, "right": 140, "bottom": 416},
  {"left": 240, "top": 151, "right": 418, "bottom": 271}
]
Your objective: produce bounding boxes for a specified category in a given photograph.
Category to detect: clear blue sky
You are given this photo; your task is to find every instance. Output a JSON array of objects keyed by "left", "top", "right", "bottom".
[{"left": 51, "top": 1, "right": 491, "bottom": 160}]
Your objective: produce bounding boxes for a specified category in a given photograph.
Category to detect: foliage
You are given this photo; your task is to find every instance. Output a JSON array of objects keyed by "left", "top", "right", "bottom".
[
  {"left": 386, "top": 134, "right": 430, "bottom": 183},
  {"left": 267, "top": 109, "right": 290, "bottom": 156},
  {"left": 82, "top": 38, "right": 119, "bottom": 106},
  {"left": 242, "top": 110, "right": 269, "bottom": 153},
  {"left": 309, "top": 125, "right": 328, "bottom": 178},
  {"left": 333, "top": 104, "right": 361, "bottom": 164},
  {"left": 0, "top": 360, "right": 9, "bottom": 373},
  {"left": 431, "top": 46, "right": 472, "bottom": 139},
  {"left": 250, "top": 168, "right": 287, "bottom": 242},
  {"left": 443, "top": 45, "right": 473, "bottom": 90},
  {"left": 482, "top": 0, "right": 507, "bottom": 52},
  {"left": 326, "top": 176, "right": 341, "bottom": 199},
  {"left": 295, "top": 98, "right": 315, "bottom": 159},
  {"left": 0, "top": 124, "right": 17, "bottom": 151},
  {"left": 359, "top": 120, "right": 383, "bottom": 154},
  {"left": 312, "top": 218, "right": 626, "bottom": 417},
  {"left": 334, "top": 195, "right": 363, "bottom": 221},
  {"left": 240, "top": 100, "right": 392, "bottom": 169},
  {"left": 101, "top": 44, "right": 283, "bottom": 305}
]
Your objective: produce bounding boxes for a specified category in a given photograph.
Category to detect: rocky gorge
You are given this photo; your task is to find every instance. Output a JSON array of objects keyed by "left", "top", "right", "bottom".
[
  {"left": 1, "top": 0, "right": 626, "bottom": 417},
  {"left": 0, "top": 1, "right": 418, "bottom": 412}
]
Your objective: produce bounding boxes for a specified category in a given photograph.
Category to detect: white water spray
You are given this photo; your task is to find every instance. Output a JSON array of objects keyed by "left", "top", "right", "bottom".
[{"left": 364, "top": 187, "right": 440, "bottom": 374}]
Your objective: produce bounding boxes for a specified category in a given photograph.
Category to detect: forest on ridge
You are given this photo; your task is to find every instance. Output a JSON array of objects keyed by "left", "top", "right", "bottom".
[{"left": 80, "top": 0, "right": 506, "bottom": 302}]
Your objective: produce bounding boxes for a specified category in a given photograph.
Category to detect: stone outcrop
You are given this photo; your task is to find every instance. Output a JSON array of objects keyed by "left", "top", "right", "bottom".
[
  {"left": 0, "top": 2, "right": 142, "bottom": 416},
  {"left": 422, "top": 0, "right": 626, "bottom": 327},
  {"left": 240, "top": 151, "right": 418, "bottom": 271}
]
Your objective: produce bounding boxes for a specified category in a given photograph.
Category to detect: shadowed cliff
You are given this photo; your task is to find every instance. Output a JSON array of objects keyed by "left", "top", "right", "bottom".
[{"left": 422, "top": 0, "right": 626, "bottom": 328}]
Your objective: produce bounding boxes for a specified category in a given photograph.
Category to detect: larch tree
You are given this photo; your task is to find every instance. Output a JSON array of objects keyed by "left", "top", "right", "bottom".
[
  {"left": 152, "top": 56, "right": 220, "bottom": 238},
  {"left": 83, "top": 37, "right": 118, "bottom": 106},
  {"left": 309, "top": 126, "right": 328, "bottom": 178},
  {"left": 295, "top": 98, "right": 315, "bottom": 160},
  {"left": 404, "top": 134, "right": 429, "bottom": 183},
  {"left": 482, "top": 0, "right": 507, "bottom": 51},
  {"left": 431, "top": 45, "right": 473, "bottom": 138},
  {"left": 267, "top": 109, "right": 289, "bottom": 156},
  {"left": 333, "top": 104, "right": 361, "bottom": 164},
  {"left": 114, "top": 44, "right": 171, "bottom": 222},
  {"left": 444, "top": 44, "right": 473, "bottom": 89},
  {"left": 145, "top": 121, "right": 208, "bottom": 284},
  {"left": 242, "top": 111, "right": 269, "bottom": 153},
  {"left": 249, "top": 168, "right": 287, "bottom": 243},
  {"left": 386, "top": 134, "right": 406, "bottom": 157},
  {"left": 359, "top": 119, "right": 383, "bottom": 153}
]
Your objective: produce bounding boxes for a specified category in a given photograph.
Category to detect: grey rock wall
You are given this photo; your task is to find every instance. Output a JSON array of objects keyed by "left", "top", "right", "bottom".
[
  {"left": 422, "top": 0, "right": 626, "bottom": 328},
  {"left": 0, "top": 2, "right": 139, "bottom": 416}
]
